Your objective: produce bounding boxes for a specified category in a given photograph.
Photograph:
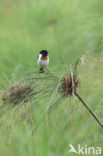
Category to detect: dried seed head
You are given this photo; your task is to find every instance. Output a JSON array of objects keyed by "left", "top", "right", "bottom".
[
  {"left": 61, "top": 75, "right": 79, "bottom": 96},
  {"left": 1, "top": 84, "right": 32, "bottom": 104}
]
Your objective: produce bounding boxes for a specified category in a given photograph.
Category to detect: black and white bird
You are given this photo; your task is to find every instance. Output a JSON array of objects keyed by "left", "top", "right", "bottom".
[{"left": 37, "top": 50, "right": 49, "bottom": 73}]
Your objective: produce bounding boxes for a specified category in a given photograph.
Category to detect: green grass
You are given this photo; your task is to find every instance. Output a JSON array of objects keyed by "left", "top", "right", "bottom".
[{"left": 0, "top": 0, "right": 103, "bottom": 156}]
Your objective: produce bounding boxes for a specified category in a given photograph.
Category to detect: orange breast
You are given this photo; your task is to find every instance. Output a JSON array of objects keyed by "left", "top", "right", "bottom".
[{"left": 41, "top": 56, "right": 48, "bottom": 60}]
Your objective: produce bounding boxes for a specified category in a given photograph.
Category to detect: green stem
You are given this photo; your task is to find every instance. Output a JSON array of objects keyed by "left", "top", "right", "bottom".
[{"left": 75, "top": 91, "right": 103, "bottom": 128}]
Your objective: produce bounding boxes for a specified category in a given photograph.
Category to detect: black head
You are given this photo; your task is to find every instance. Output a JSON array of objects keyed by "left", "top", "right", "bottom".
[{"left": 40, "top": 50, "right": 48, "bottom": 57}]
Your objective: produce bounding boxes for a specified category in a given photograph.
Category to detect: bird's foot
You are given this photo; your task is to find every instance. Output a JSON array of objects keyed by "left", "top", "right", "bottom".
[{"left": 39, "top": 68, "right": 44, "bottom": 73}]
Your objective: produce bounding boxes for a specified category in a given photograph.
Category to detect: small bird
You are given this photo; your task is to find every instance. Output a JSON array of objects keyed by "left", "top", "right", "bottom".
[{"left": 37, "top": 50, "right": 49, "bottom": 73}]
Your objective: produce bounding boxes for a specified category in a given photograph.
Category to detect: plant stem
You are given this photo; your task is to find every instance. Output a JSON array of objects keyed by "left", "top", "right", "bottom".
[
  {"left": 75, "top": 91, "right": 103, "bottom": 128},
  {"left": 74, "top": 57, "right": 80, "bottom": 74},
  {"left": 30, "top": 94, "right": 65, "bottom": 133}
]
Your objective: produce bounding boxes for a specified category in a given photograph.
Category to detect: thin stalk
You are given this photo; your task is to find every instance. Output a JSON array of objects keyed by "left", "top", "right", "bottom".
[
  {"left": 74, "top": 57, "right": 80, "bottom": 74},
  {"left": 75, "top": 91, "right": 103, "bottom": 128},
  {"left": 30, "top": 94, "right": 65, "bottom": 134}
]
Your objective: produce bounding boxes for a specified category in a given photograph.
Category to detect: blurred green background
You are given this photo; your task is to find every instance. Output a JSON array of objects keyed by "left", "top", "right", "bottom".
[
  {"left": 1, "top": 0, "right": 103, "bottom": 72},
  {"left": 0, "top": 0, "right": 103, "bottom": 156}
]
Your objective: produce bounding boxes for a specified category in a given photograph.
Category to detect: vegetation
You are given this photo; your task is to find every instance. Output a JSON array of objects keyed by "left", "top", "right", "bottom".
[{"left": 0, "top": 0, "right": 103, "bottom": 155}]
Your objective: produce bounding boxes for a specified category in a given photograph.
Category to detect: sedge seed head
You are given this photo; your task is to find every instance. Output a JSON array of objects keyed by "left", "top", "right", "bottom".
[
  {"left": 1, "top": 84, "right": 32, "bottom": 104},
  {"left": 61, "top": 74, "right": 79, "bottom": 96}
]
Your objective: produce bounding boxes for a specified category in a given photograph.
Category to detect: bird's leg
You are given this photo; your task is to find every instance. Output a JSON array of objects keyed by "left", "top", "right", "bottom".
[{"left": 39, "top": 68, "right": 44, "bottom": 73}]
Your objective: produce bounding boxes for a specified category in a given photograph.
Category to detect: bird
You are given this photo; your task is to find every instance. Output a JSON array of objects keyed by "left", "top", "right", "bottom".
[{"left": 37, "top": 50, "right": 49, "bottom": 73}]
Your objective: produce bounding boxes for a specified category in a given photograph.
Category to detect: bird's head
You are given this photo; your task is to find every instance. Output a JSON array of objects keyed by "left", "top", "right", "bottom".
[{"left": 40, "top": 50, "right": 48, "bottom": 57}]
